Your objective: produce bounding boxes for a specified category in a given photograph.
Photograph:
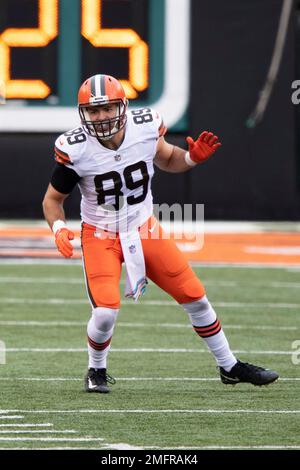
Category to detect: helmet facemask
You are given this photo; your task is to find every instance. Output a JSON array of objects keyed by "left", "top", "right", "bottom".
[{"left": 79, "top": 99, "right": 127, "bottom": 141}]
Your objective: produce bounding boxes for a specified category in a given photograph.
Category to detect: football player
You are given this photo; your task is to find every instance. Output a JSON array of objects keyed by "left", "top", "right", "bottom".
[{"left": 43, "top": 74, "right": 279, "bottom": 392}]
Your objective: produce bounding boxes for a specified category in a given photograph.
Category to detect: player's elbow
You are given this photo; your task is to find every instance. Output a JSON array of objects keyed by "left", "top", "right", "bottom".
[
  {"left": 42, "top": 194, "right": 51, "bottom": 217},
  {"left": 42, "top": 191, "right": 63, "bottom": 217}
]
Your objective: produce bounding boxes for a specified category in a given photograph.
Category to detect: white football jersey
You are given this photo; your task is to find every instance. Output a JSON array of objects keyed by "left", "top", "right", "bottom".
[{"left": 54, "top": 108, "right": 167, "bottom": 232}]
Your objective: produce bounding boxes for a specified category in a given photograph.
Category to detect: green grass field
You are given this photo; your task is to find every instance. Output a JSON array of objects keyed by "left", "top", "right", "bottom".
[{"left": 0, "top": 262, "right": 299, "bottom": 449}]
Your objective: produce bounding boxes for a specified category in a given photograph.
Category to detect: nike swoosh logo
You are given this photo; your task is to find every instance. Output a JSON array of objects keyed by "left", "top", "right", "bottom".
[
  {"left": 88, "top": 378, "right": 98, "bottom": 389},
  {"left": 222, "top": 373, "right": 240, "bottom": 382},
  {"left": 149, "top": 221, "right": 157, "bottom": 233},
  {"left": 59, "top": 139, "right": 64, "bottom": 145}
]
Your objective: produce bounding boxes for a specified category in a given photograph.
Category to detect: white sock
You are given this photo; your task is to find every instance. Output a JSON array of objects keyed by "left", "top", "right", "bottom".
[
  {"left": 87, "top": 307, "right": 119, "bottom": 369},
  {"left": 182, "top": 295, "right": 237, "bottom": 371}
]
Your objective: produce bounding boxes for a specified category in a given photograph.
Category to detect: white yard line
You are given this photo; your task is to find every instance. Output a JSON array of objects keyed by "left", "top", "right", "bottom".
[
  {"left": 0, "top": 416, "right": 24, "bottom": 420},
  {"left": 2, "top": 277, "right": 300, "bottom": 289},
  {"left": 266, "top": 281, "right": 300, "bottom": 288},
  {"left": 0, "top": 445, "right": 299, "bottom": 450},
  {"left": 0, "top": 423, "right": 53, "bottom": 427},
  {"left": 0, "top": 430, "right": 76, "bottom": 434},
  {"left": 0, "top": 277, "right": 85, "bottom": 284},
  {"left": 0, "top": 298, "right": 299, "bottom": 309},
  {"left": 0, "top": 320, "right": 297, "bottom": 331},
  {"left": 0, "top": 409, "right": 299, "bottom": 415},
  {"left": 0, "top": 321, "right": 88, "bottom": 326},
  {"left": 0, "top": 437, "right": 105, "bottom": 442},
  {"left": 0, "top": 347, "right": 295, "bottom": 355},
  {"left": 102, "top": 443, "right": 144, "bottom": 450},
  {"left": 0, "top": 446, "right": 115, "bottom": 450},
  {"left": 203, "top": 302, "right": 300, "bottom": 309},
  {"left": 0, "top": 377, "right": 298, "bottom": 382},
  {"left": 0, "top": 259, "right": 83, "bottom": 266},
  {"left": 143, "top": 445, "right": 300, "bottom": 450},
  {"left": 192, "top": 262, "right": 300, "bottom": 269}
]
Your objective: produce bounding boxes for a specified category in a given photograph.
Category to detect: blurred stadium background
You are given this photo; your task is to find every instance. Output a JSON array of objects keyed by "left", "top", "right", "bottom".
[{"left": 0, "top": 0, "right": 300, "bottom": 452}]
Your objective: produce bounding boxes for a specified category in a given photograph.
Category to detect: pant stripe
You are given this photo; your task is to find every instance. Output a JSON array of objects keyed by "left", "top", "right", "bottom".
[{"left": 81, "top": 234, "right": 97, "bottom": 308}]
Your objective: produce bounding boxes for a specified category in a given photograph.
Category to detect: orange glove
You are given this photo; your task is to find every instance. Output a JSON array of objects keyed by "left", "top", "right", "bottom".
[
  {"left": 54, "top": 227, "right": 74, "bottom": 258},
  {"left": 186, "top": 131, "right": 221, "bottom": 164}
]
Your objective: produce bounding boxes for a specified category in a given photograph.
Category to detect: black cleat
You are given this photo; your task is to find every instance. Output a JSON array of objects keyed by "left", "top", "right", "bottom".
[
  {"left": 85, "top": 368, "right": 116, "bottom": 393},
  {"left": 219, "top": 360, "right": 279, "bottom": 386}
]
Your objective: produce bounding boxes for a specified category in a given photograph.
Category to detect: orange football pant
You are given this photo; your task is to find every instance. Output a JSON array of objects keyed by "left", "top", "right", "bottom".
[{"left": 81, "top": 216, "right": 205, "bottom": 309}]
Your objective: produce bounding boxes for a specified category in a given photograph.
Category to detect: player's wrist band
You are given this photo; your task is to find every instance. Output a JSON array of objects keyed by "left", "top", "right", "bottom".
[
  {"left": 184, "top": 152, "right": 197, "bottom": 167},
  {"left": 52, "top": 219, "right": 67, "bottom": 234}
]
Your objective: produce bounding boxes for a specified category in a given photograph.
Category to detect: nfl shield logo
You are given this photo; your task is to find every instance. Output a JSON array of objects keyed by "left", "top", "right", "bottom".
[
  {"left": 115, "top": 154, "right": 121, "bottom": 161},
  {"left": 129, "top": 245, "right": 136, "bottom": 254}
]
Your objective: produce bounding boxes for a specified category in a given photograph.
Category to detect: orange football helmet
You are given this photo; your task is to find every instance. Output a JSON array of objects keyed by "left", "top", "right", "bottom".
[{"left": 78, "top": 74, "right": 128, "bottom": 140}]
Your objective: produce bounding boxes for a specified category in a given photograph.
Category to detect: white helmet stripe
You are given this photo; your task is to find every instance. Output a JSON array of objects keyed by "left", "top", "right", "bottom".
[{"left": 95, "top": 74, "right": 102, "bottom": 97}]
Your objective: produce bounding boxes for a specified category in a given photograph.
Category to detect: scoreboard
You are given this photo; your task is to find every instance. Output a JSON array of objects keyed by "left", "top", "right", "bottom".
[{"left": 0, "top": 0, "right": 190, "bottom": 131}]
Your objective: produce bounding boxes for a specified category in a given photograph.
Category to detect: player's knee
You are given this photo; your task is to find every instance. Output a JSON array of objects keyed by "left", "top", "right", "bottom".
[
  {"left": 181, "top": 294, "right": 210, "bottom": 313},
  {"left": 177, "top": 276, "right": 205, "bottom": 304},
  {"left": 92, "top": 307, "right": 119, "bottom": 332}
]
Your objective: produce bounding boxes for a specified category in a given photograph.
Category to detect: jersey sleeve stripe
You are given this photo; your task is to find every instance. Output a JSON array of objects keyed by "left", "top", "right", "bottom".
[
  {"left": 55, "top": 146, "right": 70, "bottom": 159},
  {"left": 54, "top": 152, "right": 72, "bottom": 165},
  {"left": 54, "top": 154, "right": 74, "bottom": 166},
  {"left": 54, "top": 147, "right": 73, "bottom": 165}
]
